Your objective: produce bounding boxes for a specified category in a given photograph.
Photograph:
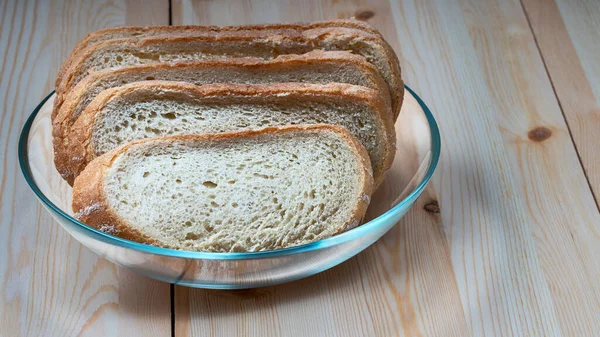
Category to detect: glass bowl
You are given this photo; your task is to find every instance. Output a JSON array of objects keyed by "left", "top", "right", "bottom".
[{"left": 19, "top": 86, "right": 440, "bottom": 289}]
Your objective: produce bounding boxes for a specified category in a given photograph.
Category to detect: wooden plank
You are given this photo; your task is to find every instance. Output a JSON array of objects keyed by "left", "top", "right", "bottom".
[
  {"left": 392, "top": 0, "right": 600, "bottom": 335},
  {"left": 0, "top": 0, "right": 170, "bottom": 336},
  {"left": 171, "top": 0, "right": 600, "bottom": 336},
  {"left": 521, "top": 0, "right": 600, "bottom": 206}
]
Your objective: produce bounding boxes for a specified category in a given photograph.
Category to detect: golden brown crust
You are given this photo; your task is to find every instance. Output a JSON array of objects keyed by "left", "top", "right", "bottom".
[
  {"left": 72, "top": 124, "right": 375, "bottom": 250},
  {"left": 55, "top": 25, "right": 218, "bottom": 89},
  {"left": 55, "top": 19, "right": 384, "bottom": 88},
  {"left": 52, "top": 51, "right": 391, "bottom": 183},
  {"left": 61, "top": 81, "right": 395, "bottom": 185},
  {"left": 57, "top": 28, "right": 376, "bottom": 93},
  {"left": 54, "top": 49, "right": 390, "bottom": 126},
  {"left": 72, "top": 145, "right": 162, "bottom": 247},
  {"left": 56, "top": 25, "right": 402, "bottom": 118}
]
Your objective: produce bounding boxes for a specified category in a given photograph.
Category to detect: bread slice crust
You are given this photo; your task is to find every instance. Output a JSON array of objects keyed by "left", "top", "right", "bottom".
[
  {"left": 60, "top": 81, "right": 395, "bottom": 186},
  {"left": 56, "top": 26, "right": 402, "bottom": 120},
  {"left": 51, "top": 50, "right": 390, "bottom": 131},
  {"left": 72, "top": 125, "right": 375, "bottom": 251},
  {"left": 56, "top": 19, "right": 389, "bottom": 87}
]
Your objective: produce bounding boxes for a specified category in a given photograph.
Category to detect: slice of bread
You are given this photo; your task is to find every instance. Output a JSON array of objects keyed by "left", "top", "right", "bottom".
[
  {"left": 56, "top": 19, "right": 388, "bottom": 88},
  {"left": 60, "top": 82, "right": 395, "bottom": 186},
  {"left": 51, "top": 50, "right": 390, "bottom": 133},
  {"left": 72, "top": 125, "right": 374, "bottom": 252},
  {"left": 57, "top": 27, "right": 403, "bottom": 119}
]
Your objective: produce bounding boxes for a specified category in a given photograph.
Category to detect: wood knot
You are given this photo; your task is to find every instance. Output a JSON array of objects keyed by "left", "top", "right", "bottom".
[
  {"left": 423, "top": 201, "right": 440, "bottom": 214},
  {"left": 355, "top": 9, "right": 375, "bottom": 21},
  {"left": 528, "top": 127, "right": 552, "bottom": 142}
]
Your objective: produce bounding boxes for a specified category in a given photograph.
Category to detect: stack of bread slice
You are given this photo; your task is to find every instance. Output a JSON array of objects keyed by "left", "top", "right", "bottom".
[{"left": 56, "top": 19, "right": 402, "bottom": 252}]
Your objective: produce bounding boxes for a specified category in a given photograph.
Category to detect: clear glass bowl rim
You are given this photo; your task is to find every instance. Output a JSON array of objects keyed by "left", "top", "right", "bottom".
[{"left": 18, "top": 86, "right": 440, "bottom": 260}]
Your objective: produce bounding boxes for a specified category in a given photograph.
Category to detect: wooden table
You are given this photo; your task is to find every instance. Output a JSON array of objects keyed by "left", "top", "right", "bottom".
[{"left": 1, "top": 0, "right": 599, "bottom": 335}]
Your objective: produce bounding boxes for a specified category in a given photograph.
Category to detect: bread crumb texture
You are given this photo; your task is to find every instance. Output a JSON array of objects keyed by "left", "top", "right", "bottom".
[
  {"left": 103, "top": 130, "right": 365, "bottom": 252},
  {"left": 92, "top": 97, "right": 385, "bottom": 175}
]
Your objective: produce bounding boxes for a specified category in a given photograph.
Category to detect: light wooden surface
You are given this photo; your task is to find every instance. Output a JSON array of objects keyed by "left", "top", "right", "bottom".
[
  {"left": 1, "top": 0, "right": 599, "bottom": 336},
  {"left": 0, "top": 1, "right": 171, "bottom": 336},
  {"left": 521, "top": 0, "right": 600, "bottom": 205}
]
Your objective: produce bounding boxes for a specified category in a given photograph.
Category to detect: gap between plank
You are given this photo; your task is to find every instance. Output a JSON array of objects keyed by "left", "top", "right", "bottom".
[
  {"left": 519, "top": 0, "right": 600, "bottom": 211},
  {"left": 168, "top": 0, "right": 173, "bottom": 26},
  {"left": 171, "top": 284, "right": 175, "bottom": 337},
  {"left": 168, "top": 1, "right": 174, "bottom": 335}
]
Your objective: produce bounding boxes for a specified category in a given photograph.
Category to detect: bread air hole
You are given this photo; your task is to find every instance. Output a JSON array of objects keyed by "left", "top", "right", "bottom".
[
  {"left": 161, "top": 112, "right": 176, "bottom": 119},
  {"left": 203, "top": 181, "right": 217, "bottom": 188},
  {"left": 144, "top": 126, "right": 161, "bottom": 135},
  {"left": 185, "top": 232, "right": 200, "bottom": 240}
]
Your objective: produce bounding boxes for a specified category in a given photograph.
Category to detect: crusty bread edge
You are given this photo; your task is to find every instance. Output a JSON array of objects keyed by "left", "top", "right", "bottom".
[
  {"left": 72, "top": 124, "right": 375, "bottom": 251},
  {"left": 56, "top": 28, "right": 402, "bottom": 117},
  {"left": 52, "top": 49, "right": 390, "bottom": 127},
  {"left": 71, "top": 144, "right": 162, "bottom": 246},
  {"left": 55, "top": 19, "right": 384, "bottom": 89},
  {"left": 57, "top": 28, "right": 383, "bottom": 95},
  {"left": 55, "top": 25, "right": 218, "bottom": 90},
  {"left": 53, "top": 51, "right": 390, "bottom": 183},
  {"left": 63, "top": 81, "right": 395, "bottom": 186}
]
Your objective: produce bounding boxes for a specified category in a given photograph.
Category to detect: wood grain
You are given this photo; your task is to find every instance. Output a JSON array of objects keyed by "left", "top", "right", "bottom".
[
  {"left": 394, "top": 0, "right": 600, "bottom": 335},
  {"left": 2, "top": 0, "right": 599, "bottom": 335},
  {"left": 0, "top": 1, "right": 170, "bottom": 336},
  {"left": 520, "top": 0, "right": 600, "bottom": 204},
  {"left": 405, "top": 1, "right": 600, "bottom": 336},
  {"left": 172, "top": 0, "right": 600, "bottom": 336}
]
